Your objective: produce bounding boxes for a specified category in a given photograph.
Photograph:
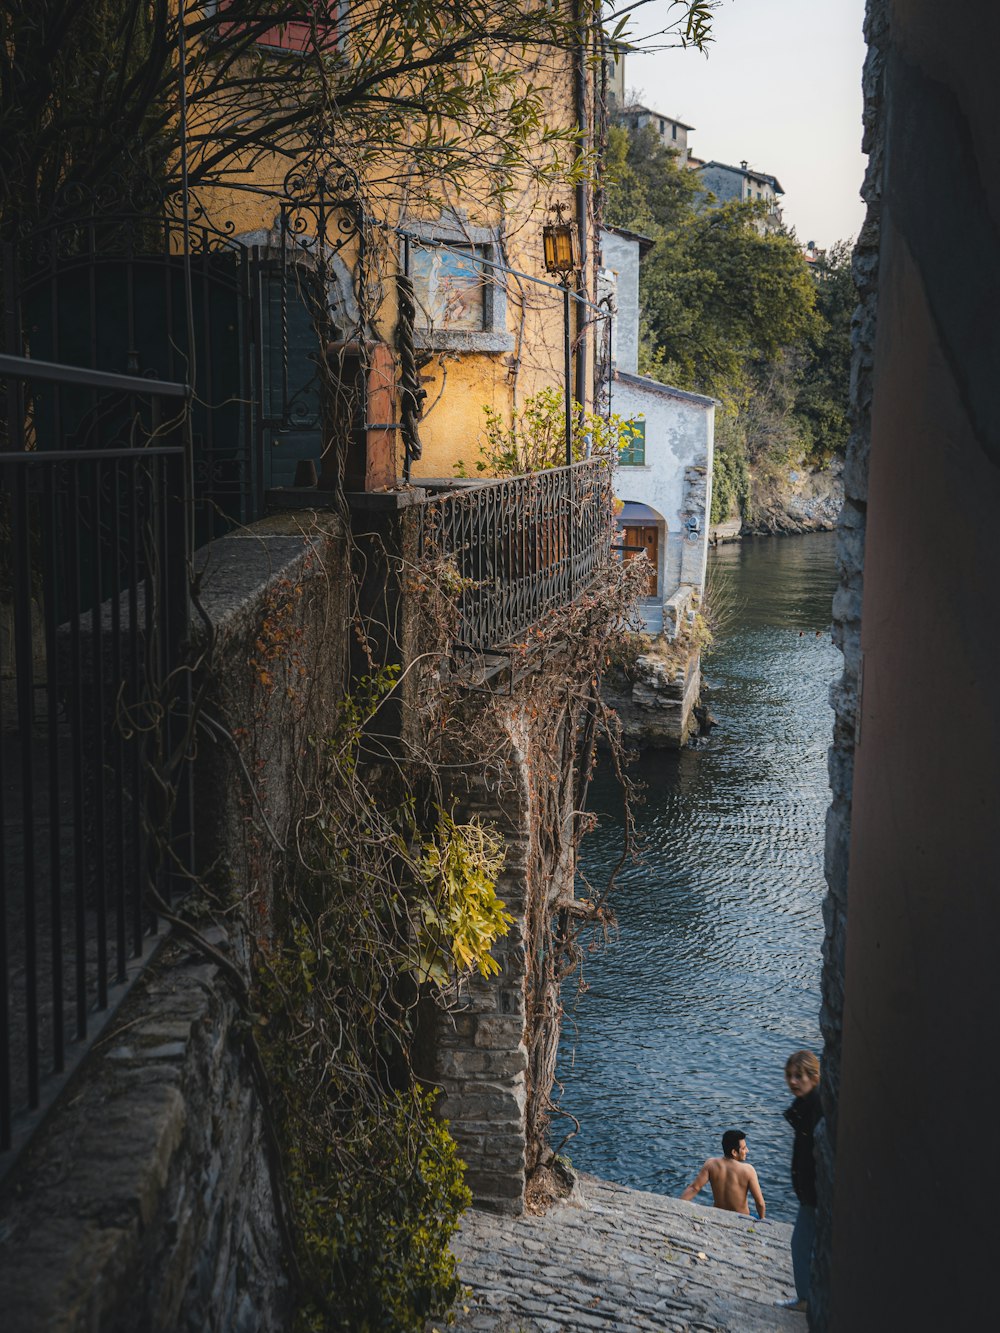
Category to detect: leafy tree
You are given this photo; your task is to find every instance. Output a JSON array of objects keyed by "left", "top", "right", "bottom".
[
  {"left": 0, "top": 1, "right": 719, "bottom": 239},
  {"left": 604, "top": 124, "right": 817, "bottom": 396},
  {"left": 603, "top": 122, "right": 701, "bottom": 239},
  {"left": 603, "top": 121, "right": 856, "bottom": 520},
  {"left": 794, "top": 239, "right": 854, "bottom": 463},
  {"left": 640, "top": 201, "right": 819, "bottom": 396}
]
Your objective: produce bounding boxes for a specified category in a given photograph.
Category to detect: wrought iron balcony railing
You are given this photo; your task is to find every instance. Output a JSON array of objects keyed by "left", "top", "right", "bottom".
[{"left": 417, "top": 457, "right": 614, "bottom": 658}]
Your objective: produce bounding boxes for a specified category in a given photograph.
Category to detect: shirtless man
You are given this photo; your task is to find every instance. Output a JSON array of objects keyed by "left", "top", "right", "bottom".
[{"left": 679, "top": 1130, "right": 766, "bottom": 1219}]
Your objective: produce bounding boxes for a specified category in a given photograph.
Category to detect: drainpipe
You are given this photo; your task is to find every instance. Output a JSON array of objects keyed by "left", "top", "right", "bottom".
[{"left": 573, "top": 0, "right": 589, "bottom": 414}]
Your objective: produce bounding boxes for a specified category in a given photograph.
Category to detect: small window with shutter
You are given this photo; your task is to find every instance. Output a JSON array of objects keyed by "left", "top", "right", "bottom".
[{"left": 619, "top": 420, "right": 646, "bottom": 466}]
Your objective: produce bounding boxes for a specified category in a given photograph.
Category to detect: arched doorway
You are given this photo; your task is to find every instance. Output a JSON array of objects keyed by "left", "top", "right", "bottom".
[
  {"left": 618, "top": 501, "right": 666, "bottom": 631},
  {"left": 618, "top": 499, "right": 665, "bottom": 601}
]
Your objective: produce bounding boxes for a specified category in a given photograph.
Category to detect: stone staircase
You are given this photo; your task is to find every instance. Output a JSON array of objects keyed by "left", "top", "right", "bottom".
[{"left": 443, "top": 1174, "right": 804, "bottom": 1333}]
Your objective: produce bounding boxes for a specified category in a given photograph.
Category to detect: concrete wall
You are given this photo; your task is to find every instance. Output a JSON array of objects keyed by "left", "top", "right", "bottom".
[
  {"left": 611, "top": 371, "right": 714, "bottom": 601},
  {"left": 819, "top": 2, "right": 1000, "bottom": 1327}
]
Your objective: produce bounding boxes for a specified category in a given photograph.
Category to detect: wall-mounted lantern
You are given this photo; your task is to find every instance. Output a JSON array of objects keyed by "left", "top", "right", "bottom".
[
  {"left": 542, "top": 202, "right": 580, "bottom": 277},
  {"left": 542, "top": 203, "right": 579, "bottom": 466}
]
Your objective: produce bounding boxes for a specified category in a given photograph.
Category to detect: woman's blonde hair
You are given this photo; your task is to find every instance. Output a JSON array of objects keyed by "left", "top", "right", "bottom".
[{"left": 785, "top": 1049, "right": 821, "bottom": 1081}]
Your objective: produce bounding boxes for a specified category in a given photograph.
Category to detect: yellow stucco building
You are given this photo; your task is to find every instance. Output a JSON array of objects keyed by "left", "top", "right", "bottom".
[{"left": 184, "top": 6, "right": 602, "bottom": 492}]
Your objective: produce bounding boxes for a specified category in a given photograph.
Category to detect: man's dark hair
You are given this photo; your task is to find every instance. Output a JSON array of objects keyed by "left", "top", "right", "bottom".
[{"left": 722, "top": 1129, "right": 746, "bottom": 1158}]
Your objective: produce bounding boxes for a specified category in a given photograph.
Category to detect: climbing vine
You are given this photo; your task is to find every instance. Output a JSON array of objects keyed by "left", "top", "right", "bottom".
[{"left": 245, "top": 656, "right": 516, "bottom": 1330}]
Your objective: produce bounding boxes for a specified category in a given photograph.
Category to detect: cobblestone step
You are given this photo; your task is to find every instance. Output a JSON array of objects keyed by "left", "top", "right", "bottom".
[{"left": 441, "top": 1174, "right": 804, "bottom": 1333}]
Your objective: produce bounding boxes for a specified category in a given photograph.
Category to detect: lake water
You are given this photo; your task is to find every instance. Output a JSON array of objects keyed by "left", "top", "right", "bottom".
[{"left": 556, "top": 532, "right": 840, "bottom": 1222}]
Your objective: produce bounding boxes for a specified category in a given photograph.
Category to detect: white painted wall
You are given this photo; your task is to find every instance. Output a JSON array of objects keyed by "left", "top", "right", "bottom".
[
  {"left": 600, "top": 230, "right": 640, "bottom": 375},
  {"left": 612, "top": 371, "right": 715, "bottom": 604}
]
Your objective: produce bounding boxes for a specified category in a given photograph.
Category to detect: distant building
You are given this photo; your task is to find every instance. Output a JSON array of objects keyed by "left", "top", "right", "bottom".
[
  {"left": 603, "top": 46, "right": 626, "bottom": 110},
  {"left": 697, "top": 160, "right": 785, "bottom": 227},
  {"left": 614, "top": 103, "right": 695, "bottom": 164}
]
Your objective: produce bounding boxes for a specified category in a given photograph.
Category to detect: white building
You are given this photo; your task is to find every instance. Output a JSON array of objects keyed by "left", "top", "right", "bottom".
[
  {"left": 599, "top": 227, "right": 715, "bottom": 636},
  {"left": 613, "top": 104, "right": 695, "bottom": 165},
  {"left": 697, "top": 160, "right": 784, "bottom": 229}
]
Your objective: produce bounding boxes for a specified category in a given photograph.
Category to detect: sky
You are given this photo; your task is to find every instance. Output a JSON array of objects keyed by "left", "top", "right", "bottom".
[{"left": 621, "top": 0, "right": 869, "bottom": 247}]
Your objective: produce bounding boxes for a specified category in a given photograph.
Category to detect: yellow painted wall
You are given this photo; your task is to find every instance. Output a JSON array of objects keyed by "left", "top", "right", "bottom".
[
  {"left": 405, "top": 45, "right": 596, "bottom": 481},
  {"left": 185, "top": 26, "right": 597, "bottom": 487}
]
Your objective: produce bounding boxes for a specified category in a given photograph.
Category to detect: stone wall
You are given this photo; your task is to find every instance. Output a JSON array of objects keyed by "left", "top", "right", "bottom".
[
  {"left": 0, "top": 519, "right": 350, "bottom": 1330},
  {"left": 0, "top": 934, "right": 288, "bottom": 1332},
  {"left": 601, "top": 641, "right": 702, "bottom": 749},
  {"left": 812, "top": 2, "right": 883, "bottom": 1324},
  {"left": 818, "top": 1, "right": 1000, "bottom": 1325},
  {"left": 426, "top": 710, "right": 576, "bottom": 1215},
  {"left": 428, "top": 765, "right": 534, "bottom": 1216}
]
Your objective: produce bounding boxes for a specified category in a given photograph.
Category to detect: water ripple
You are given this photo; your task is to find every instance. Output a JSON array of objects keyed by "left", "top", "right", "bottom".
[{"left": 557, "top": 534, "right": 839, "bottom": 1221}]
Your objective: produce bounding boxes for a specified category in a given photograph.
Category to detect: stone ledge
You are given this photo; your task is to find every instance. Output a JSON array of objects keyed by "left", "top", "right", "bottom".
[
  {"left": 0, "top": 938, "right": 288, "bottom": 1333},
  {"left": 446, "top": 1173, "right": 803, "bottom": 1332}
]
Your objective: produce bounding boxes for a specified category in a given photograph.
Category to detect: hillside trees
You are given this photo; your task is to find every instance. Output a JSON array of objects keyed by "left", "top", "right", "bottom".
[
  {"left": 604, "top": 123, "right": 853, "bottom": 523},
  {"left": 794, "top": 238, "right": 854, "bottom": 463}
]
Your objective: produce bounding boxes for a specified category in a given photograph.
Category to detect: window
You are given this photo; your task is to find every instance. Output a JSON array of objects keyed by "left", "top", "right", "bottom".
[
  {"left": 411, "top": 245, "right": 489, "bottom": 333},
  {"left": 672, "top": 124, "right": 678, "bottom": 140},
  {"left": 659, "top": 119, "right": 666, "bottom": 134},
  {"left": 619, "top": 420, "right": 646, "bottom": 466}
]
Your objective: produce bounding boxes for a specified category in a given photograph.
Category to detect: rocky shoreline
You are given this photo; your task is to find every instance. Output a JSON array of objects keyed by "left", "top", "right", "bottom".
[{"left": 712, "top": 460, "right": 844, "bottom": 542}]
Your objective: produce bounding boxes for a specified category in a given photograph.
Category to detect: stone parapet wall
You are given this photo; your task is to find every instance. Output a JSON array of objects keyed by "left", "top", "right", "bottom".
[
  {"left": 0, "top": 519, "right": 349, "bottom": 1329},
  {"left": 0, "top": 933, "right": 288, "bottom": 1332},
  {"left": 663, "top": 583, "right": 696, "bottom": 642}
]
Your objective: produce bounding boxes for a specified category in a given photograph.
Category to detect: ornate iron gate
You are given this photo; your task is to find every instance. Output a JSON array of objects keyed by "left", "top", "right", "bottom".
[{"left": 2, "top": 164, "right": 364, "bottom": 542}]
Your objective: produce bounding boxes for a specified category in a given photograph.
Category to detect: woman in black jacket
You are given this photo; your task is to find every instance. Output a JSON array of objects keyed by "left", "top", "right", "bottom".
[{"left": 777, "top": 1049, "right": 822, "bottom": 1312}]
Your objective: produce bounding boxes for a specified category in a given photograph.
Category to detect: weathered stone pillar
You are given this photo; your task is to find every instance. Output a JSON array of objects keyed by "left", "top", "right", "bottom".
[
  {"left": 429, "top": 764, "right": 532, "bottom": 1215},
  {"left": 427, "top": 713, "right": 576, "bottom": 1216},
  {"left": 819, "top": 2, "right": 1000, "bottom": 1326}
]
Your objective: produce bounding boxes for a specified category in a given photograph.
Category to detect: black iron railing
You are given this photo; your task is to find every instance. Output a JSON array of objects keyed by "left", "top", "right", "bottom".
[
  {"left": 418, "top": 457, "right": 614, "bottom": 656},
  {"left": 0, "top": 354, "right": 192, "bottom": 1158}
]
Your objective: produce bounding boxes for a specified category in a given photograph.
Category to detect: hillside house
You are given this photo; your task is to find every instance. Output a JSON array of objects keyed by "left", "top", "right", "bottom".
[
  {"left": 614, "top": 103, "right": 696, "bottom": 164},
  {"left": 697, "top": 159, "right": 785, "bottom": 228}
]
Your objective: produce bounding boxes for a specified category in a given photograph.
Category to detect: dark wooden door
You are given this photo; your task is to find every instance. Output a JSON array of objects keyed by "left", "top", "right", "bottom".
[{"left": 623, "top": 524, "right": 658, "bottom": 595}]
